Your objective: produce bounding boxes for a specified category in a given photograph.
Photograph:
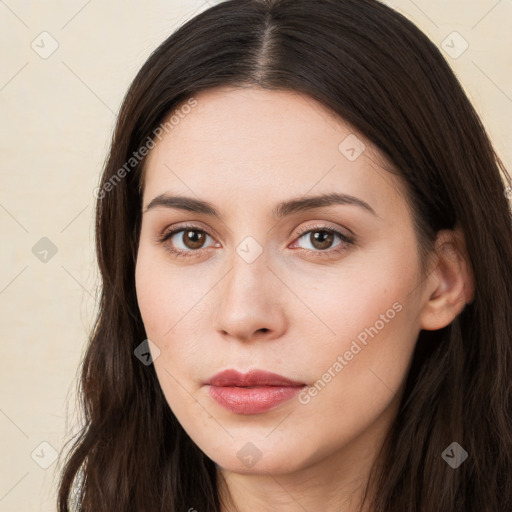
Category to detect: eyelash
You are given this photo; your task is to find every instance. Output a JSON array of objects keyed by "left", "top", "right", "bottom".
[{"left": 156, "top": 223, "right": 355, "bottom": 259}]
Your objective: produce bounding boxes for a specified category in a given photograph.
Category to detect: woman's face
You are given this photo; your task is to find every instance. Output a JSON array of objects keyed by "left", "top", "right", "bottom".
[{"left": 135, "top": 86, "right": 430, "bottom": 477}]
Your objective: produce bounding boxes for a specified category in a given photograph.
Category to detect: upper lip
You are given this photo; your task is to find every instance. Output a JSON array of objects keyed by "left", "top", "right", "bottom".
[{"left": 204, "top": 369, "right": 305, "bottom": 387}]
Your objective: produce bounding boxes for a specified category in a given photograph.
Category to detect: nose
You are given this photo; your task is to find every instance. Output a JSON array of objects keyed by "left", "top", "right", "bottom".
[{"left": 213, "top": 247, "right": 288, "bottom": 343}]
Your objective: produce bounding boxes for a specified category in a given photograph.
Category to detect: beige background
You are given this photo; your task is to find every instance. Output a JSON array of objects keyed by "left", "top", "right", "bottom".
[{"left": 0, "top": 0, "right": 510, "bottom": 510}]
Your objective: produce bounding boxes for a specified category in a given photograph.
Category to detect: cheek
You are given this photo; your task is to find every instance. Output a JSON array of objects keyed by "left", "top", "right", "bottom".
[
  {"left": 134, "top": 245, "right": 214, "bottom": 380},
  {"left": 285, "top": 273, "right": 419, "bottom": 471},
  {"left": 135, "top": 252, "right": 206, "bottom": 414},
  {"left": 287, "top": 243, "right": 421, "bottom": 410},
  {"left": 134, "top": 257, "right": 165, "bottom": 338},
  {"left": 280, "top": 244, "right": 418, "bottom": 359},
  {"left": 135, "top": 244, "right": 204, "bottom": 338}
]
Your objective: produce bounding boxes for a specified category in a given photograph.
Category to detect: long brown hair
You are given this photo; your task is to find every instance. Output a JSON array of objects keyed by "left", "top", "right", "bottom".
[{"left": 57, "top": 0, "right": 512, "bottom": 510}]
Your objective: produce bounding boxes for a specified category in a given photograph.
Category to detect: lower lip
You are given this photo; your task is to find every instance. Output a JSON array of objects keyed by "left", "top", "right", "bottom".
[{"left": 207, "top": 385, "right": 305, "bottom": 414}]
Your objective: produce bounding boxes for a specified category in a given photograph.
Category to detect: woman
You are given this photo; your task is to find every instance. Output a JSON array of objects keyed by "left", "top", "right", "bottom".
[{"left": 57, "top": 0, "right": 512, "bottom": 510}]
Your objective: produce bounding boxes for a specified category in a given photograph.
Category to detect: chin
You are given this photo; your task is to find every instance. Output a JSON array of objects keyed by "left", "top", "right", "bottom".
[{"left": 203, "top": 438, "right": 317, "bottom": 476}]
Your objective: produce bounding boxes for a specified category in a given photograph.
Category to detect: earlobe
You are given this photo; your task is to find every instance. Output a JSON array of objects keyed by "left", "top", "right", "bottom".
[{"left": 419, "top": 228, "right": 475, "bottom": 331}]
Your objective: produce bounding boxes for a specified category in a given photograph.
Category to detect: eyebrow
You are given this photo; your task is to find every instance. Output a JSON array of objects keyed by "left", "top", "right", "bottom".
[{"left": 144, "top": 192, "right": 377, "bottom": 218}]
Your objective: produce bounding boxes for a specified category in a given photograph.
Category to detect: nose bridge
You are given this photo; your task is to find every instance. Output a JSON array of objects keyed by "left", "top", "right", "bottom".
[
  {"left": 224, "top": 236, "right": 270, "bottom": 304},
  {"left": 213, "top": 233, "right": 286, "bottom": 341}
]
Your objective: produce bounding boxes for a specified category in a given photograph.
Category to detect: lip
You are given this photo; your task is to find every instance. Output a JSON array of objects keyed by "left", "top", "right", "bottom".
[
  {"left": 204, "top": 369, "right": 306, "bottom": 415},
  {"left": 205, "top": 369, "right": 304, "bottom": 387}
]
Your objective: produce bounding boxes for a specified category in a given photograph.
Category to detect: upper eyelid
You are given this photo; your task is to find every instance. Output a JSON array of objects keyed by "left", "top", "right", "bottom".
[{"left": 295, "top": 223, "right": 352, "bottom": 238}]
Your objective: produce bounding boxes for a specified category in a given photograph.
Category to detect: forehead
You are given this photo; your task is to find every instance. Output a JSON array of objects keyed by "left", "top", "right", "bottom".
[
  {"left": 142, "top": 86, "right": 406, "bottom": 215},
  {"left": 149, "top": 86, "right": 369, "bottom": 163}
]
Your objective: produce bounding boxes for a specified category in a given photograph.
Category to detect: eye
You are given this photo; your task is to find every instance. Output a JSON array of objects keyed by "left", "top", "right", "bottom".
[
  {"left": 291, "top": 224, "right": 354, "bottom": 256},
  {"left": 157, "top": 223, "right": 355, "bottom": 259},
  {"left": 157, "top": 224, "right": 218, "bottom": 258}
]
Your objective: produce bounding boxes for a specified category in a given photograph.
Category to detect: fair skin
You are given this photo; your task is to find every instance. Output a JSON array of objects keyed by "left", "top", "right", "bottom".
[{"left": 135, "top": 86, "right": 473, "bottom": 511}]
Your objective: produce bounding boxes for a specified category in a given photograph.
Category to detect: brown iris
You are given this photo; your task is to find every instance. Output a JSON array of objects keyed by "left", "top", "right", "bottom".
[
  {"left": 309, "top": 230, "right": 334, "bottom": 250},
  {"left": 182, "top": 229, "right": 206, "bottom": 249}
]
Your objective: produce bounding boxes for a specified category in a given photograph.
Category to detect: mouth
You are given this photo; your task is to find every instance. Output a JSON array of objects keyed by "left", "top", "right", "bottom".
[{"left": 204, "top": 369, "right": 306, "bottom": 415}]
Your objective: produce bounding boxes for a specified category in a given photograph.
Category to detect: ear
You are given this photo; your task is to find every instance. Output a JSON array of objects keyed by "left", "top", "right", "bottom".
[{"left": 419, "top": 227, "right": 475, "bottom": 331}]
